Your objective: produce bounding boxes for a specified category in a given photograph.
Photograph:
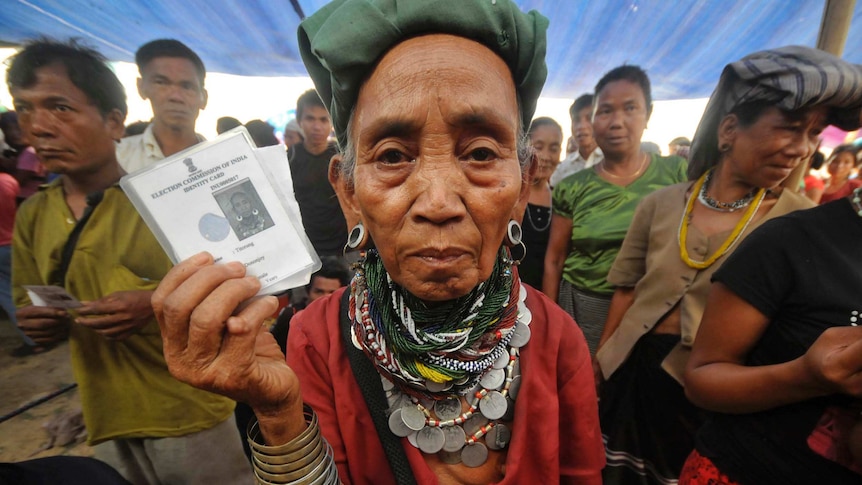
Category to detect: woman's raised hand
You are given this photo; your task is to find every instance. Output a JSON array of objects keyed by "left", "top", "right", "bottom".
[{"left": 152, "top": 252, "right": 302, "bottom": 417}]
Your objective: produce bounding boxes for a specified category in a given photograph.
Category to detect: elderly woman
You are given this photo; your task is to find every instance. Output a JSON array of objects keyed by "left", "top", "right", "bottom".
[
  {"left": 681, "top": 170, "right": 862, "bottom": 485},
  {"left": 152, "top": 1, "right": 605, "bottom": 484},
  {"left": 543, "top": 65, "right": 687, "bottom": 353},
  {"left": 595, "top": 46, "right": 862, "bottom": 485}
]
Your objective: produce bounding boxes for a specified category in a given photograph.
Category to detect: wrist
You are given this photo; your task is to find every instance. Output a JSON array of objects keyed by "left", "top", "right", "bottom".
[{"left": 253, "top": 398, "right": 306, "bottom": 446}]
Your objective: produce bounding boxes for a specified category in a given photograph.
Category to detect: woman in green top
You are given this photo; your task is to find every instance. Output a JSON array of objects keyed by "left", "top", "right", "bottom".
[{"left": 543, "top": 65, "right": 687, "bottom": 354}]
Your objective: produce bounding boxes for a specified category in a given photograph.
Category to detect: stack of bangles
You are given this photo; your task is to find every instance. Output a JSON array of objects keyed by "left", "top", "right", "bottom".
[{"left": 247, "top": 405, "right": 339, "bottom": 484}]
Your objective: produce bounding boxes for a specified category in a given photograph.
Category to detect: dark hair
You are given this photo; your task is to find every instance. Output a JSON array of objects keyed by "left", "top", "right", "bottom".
[
  {"left": 7, "top": 39, "right": 127, "bottom": 117},
  {"left": 217, "top": 116, "right": 242, "bottom": 134},
  {"left": 124, "top": 120, "right": 149, "bottom": 137},
  {"left": 594, "top": 65, "right": 652, "bottom": 109},
  {"left": 528, "top": 117, "right": 562, "bottom": 138},
  {"left": 669, "top": 136, "right": 691, "bottom": 147},
  {"left": 308, "top": 256, "right": 351, "bottom": 288},
  {"left": 569, "top": 94, "right": 594, "bottom": 120},
  {"left": 245, "top": 119, "right": 279, "bottom": 147},
  {"left": 135, "top": 39, "right": 205, "bottom": 86},
  {"left": 296, "top": 89, "right": 326, "bottom": 121},
  {"left": 809, "top": 151, "right": 825, "bottom": 170}
]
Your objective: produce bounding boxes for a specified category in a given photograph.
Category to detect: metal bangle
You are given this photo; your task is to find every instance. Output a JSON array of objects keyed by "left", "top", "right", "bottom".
[
  {"left": 250, "top": 421, "right": 320, "bottom": 464},
  {"left": 253, "top": 441, "right": 327, "bottom": 483},
  {"left": 248, "top": 405, "right": 317, "bottom": 455},
  {"left": 253, "top": 434, "right": 323, "bottom": 472}
]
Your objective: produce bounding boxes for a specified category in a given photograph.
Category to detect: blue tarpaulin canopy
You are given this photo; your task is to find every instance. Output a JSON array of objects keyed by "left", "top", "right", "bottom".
[{"left": 2, "top": 0, "right": 862, "bottom": 101}]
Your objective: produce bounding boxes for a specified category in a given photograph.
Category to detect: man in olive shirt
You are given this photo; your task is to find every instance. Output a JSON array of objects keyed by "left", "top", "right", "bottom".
[{"left": 9, "top": 40, "right": 250, "bottom": 484}]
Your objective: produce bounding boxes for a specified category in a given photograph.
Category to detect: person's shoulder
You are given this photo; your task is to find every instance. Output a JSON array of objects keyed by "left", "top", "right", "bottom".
[
  {"left": 775, "top": 187, "right": 816, "bottom": 211},
  {"left": 640, "top": 180, "right": 691, "bottom": 205},
  {"left": 0, "top": 173, "right": 19, "bottom": 193}
]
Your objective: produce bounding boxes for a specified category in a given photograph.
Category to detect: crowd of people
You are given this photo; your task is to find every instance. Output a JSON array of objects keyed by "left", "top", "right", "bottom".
[{"left": 1, "top": 1, "right": 862, "bottom": 484}]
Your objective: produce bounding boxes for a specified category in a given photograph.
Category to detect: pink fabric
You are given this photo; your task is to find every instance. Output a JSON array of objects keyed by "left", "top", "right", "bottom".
[
  {"left": 16, "top": 147, "right": 46, "bottom": 199},
  {"left": 0, "top": 173, "right": 19, "bottom": 245},
  {"left": 287, "top": 286, "right": 605, "bottom": 485}
]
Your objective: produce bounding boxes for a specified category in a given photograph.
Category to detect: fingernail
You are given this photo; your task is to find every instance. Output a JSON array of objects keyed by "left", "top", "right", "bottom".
[{"left": 190, "top": 252, "right": 211, "bottom": 264}]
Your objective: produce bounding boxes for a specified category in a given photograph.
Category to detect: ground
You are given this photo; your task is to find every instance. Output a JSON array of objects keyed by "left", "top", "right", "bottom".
[{"left": 0, "top": 316, "right": 92, "bottom": 462}]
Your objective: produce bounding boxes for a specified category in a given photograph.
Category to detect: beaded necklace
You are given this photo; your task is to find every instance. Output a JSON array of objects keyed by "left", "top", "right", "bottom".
[
  {"left": 350, "top": 248, "right": 519, "bottom": 399},
  {"left": 852, "top": 187, "right": 862, "bottom": 217},
  {"left": 697, "top": 170, "right": 759, "bottom": 212},
  {"left": 678, "top": 170, "right": 767, "bottom": 270},
  {"left": 349, "top": 248, "right": 530, "bottom": 467}
]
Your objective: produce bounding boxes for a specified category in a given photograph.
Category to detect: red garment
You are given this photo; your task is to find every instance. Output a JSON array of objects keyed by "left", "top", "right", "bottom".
[
  {"left": 0, "top": 174, "right": 19, "bottom": 245},
  {"left": 287, "top": 286, "right": 605, "bottom": 485},
  {"left": 804, "top": 174, "right": 824, "bottom": 192},
  {"left": 679, "top": 450, "right": 740, "bottom": 485},
  {"left": 820, "top": 178, "right": 862, "bottom": 204}
]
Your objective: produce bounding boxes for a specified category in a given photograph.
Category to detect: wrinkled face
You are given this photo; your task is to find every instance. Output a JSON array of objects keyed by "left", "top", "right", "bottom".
[
  {"left": 299, "top": 105, "right": 331, "bottom": 150},
  {"left": 231, "top": 193, "right": 253, "bottom": 218},
  {"left": 334, "top": 34, "right": 528, "bottom": 302},
  {"left": 529, "top": 124, "right": 561, "bottom": 182},
  {"left": 722, "top": 106, "right": 827, "bottom": 188},
  {"left": 307, "top": 275, "right": 343, "bottom": 303},
  {"left": 573, "top": 106, "right": 596, "bottom": 153},
  {"left": 11, "top": 63, "right": 124, "bottom": 176},
  {"left": 592, "top": 80, "right": 649, "bottom": 158},
  {"left": 827, "top": 151, "right": 857, "bottom": 180},
  {"left": 138, "top": 57, "right": 207, "bottom": 130}
]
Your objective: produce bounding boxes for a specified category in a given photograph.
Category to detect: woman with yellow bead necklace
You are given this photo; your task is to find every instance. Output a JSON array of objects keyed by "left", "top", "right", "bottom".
[{"left": 594, "top": 46, "right": 862, "bottom": 485}]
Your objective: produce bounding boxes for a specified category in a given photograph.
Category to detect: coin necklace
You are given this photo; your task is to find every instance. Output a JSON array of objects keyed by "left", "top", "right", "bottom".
[
  {"left": 679, "top": 169, "right": 766, "bottom": 270},
  {"left": 383, "top": 283, "right": 531, "bottom": 467},
  {"left": 696, "top": 169, "right": 759, "bottom": 212}
]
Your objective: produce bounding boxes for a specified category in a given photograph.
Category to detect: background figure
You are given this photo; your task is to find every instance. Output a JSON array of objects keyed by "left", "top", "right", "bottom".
[
  {"left": 1, "top": 111, "right": 47, "bottom": 203},
  {"left": 244, "top": 119, "right": 279, "bottom": 147},
  {"left": 668, "top": 136, "right": 691, "bottom": 156},
  {"left": 282, "top": 118, "right": 304, "bottom": 149},
  {"left": 117, "top": 39, "right": 207, "bottom": 173},
  {"left": 640, "top": 141, "right": 661, "bottom": 154},
  {"left": 512, "top": 117, "right": 560, "bottom": 289},
  {"left": 544, "top": 65, "right": 687, "bottom": 354},
  {"left": 216, "top": 116, "right": 241, "bottom": 135},
  {"left": 803, "top": 150, "right": 826, "bottom": 203},
  {"left": 0, "top": 152, "right": 37, "bottom": 356},
  {"left": 597, "top": 45, "right": 862, "bottom": 485},
  {"left": 123, "top": 120, "right": 149, "bottom": 138},
  {"left": 287, "top": 89, "right": 347, "bottom": 257},
  {"left": 821, "top": 144, "right": 861, "bottom": 204},
  {"left": 550, "top": 93, "right": 603, "bottom": 187}
]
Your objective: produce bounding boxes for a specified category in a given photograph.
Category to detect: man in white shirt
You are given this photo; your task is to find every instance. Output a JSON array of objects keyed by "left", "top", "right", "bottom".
[
  {"left": 549, "top": 94, "right": 603, "bottom": 187},
  {"left": 117, "top": 39, "right": 207, "bottom": 173}
]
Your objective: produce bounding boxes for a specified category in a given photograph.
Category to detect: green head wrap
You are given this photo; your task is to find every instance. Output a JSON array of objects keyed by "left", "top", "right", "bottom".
[{"left": 298, "top": 0, "right": 549, "bottom": 149}]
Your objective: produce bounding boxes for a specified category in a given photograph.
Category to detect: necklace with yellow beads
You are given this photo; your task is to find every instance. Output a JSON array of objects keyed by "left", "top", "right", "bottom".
[{"left": 678, "top": 170, "right": 767, "bottom": 269}]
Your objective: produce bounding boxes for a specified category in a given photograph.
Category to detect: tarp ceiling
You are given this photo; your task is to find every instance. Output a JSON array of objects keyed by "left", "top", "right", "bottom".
[{"left": 2, "top": 0, "right": 862, "bottom": 101}]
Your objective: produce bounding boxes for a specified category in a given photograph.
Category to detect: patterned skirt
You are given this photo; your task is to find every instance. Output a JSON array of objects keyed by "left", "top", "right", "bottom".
[{"left": 599, "top": 333, "right": 707, "bottom": 485}]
